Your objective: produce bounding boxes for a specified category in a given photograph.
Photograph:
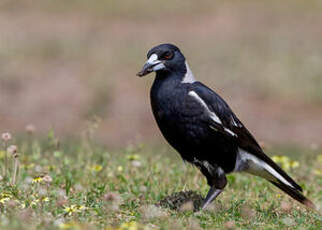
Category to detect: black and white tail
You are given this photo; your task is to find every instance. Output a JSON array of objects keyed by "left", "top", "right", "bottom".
[
  {"left": 235, "top": 148, "right": 315, "bottom": 209},
  {"left": 269, "top": 180, "right": 315, "bottom": 209}
]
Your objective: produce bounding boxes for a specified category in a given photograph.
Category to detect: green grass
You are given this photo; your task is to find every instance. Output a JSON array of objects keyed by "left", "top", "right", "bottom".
[{"left": 0, "top": 130, "right": 321, "bottom": 230}]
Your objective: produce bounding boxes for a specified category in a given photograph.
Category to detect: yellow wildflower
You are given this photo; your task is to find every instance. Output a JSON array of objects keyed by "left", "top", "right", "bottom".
[
  {"left": 280, "top": 156, "right": 289, "bottom": 164},
  {"left": 41, "top": 197, "right": 50, "bottom": 202},
  {"left": 59, "top": 222, "right": 79, "bottom": 229},
  {"left": 118, "top": 221, "right": 138, "bottom": 230},
  {"left": 30, "top": 199, "right": 39, "bottom": 206},
  {"left": 272, "top": 155, "right": 299, "bottom": 171},
  {"left": 0, "top": 150, "right": 5, "bottom": 159},
  {"left": 90, "top": 165, "right": 103, "bottom": 172},
  {"left": 126, "top": 154, "right": 140, "bottom": 161},
  {"left": 290, "top": 160, "right": 299, "bottom": 168},
  {"left": 317, "top": 155, "right": 322, "bottom": 164},
  {"left": 0, "top": 192, "right": 12, "bottom": 203},
  {"left": 0, "top": 192, "right": 12, "bottom": 198},
  {"left": 48, "top": 165, "right": 56, "bottom": 170},
  {"left": 105, "top": 227, "right": 115, "bottom": 230},
  {"left": 23, "top": 163, "right": 35, "bottom": 169},
  {"left": 272, "top": 156, "right": 280, "bottom": 163},
  {"left": 272, "top": 155, "right": 288, "bottom": 164},
  {"left": 0, "top": 197, "right": 10, "bottom": 204},
  {"left": 283, "top": 161, "right": 291, "bottom": 171},
  {"left": 32, "top": 176, "right": 43, "bottom": 183},
  {"left": 64, "top": 204, "right": 87, "bottom": 216},
  {"left": 78, "top": 205, "right": 86, "bottom": 211},
  {"left": 64, "top": 205, "right": 78, "bottom": 215},
  {"left": 313, "top": 169, "right": 322, "bottom": 176},
  {"left": 20, "top": 202, "right": 26, "bottom": 209},
  {"left": 117, "top": 166, "right": 123, "bottom": 172}
]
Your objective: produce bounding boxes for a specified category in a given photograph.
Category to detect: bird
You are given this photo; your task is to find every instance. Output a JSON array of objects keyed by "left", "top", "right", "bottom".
[{"left": 137, "top": 43, "right": 315, "bottom": 210}]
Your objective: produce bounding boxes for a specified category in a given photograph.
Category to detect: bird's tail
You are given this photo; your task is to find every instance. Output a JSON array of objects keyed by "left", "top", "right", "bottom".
[
  {"left": 269, "top": 179, "right": 315, "bottom": 210},
  {"left": 236, "top": 149, "right": 315, "bottom": 209}
]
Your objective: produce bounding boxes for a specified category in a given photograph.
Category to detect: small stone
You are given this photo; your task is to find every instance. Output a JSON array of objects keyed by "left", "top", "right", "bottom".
[
  {"left": 56, "top": 197, "right": 68, "bottom": 207},
  {"left": 139, "top": 186, "right": 147, "bottom": 193},
  {"left": 224, "top": 221, "right": 235, "bottom": 229},
  {"left": 309, "top": 143, "right": 318, "bottom": 150},
  {"left": 282, "top": 217, "right": 295, "bottom": 226},
  {"left": 25, "top": 124, "right": 36, "bottom": 134},
  {"left": 74, "top": 184, "right": 84, "bottom": 192},
  {"left": 34, "top": 165, "right": 42, "bottom": 173},
  {"left": 19, "top": 209, "right": 33, "bottom": 222},
  {"left": 281, "top": 201, "right": 292, "bottom": 212},
  {"left": 131, "top": 160, "right": 142, "bottom": 168},
  {"left": 179, "top": 201, "right": 194, "bottom": 212},
  {"left": 103, "top": 192, "right": 122, "bottom": 203},
  {"left": 38, "top": 187, "right": 47, "bottom": 196},
  {"left": 43, "top": 175, "right": 53, "bottom": 183},
  {"left": 157, "top": 190, "right": 203, "bottom": 211},
  {"left": 240, "top": 204, "right": 256, "bottom": 219},
  {"left": 140, "top": 205, "right": 168, "bottom": 220}
]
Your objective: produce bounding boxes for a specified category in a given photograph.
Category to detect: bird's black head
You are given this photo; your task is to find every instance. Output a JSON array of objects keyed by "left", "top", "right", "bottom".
[{"left": 137, "top": 43, "right": 186, "bottom": 77}]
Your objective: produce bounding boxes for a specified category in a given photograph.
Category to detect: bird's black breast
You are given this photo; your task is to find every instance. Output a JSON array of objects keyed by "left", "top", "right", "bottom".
[{"left": 150, "top": 77, "right": 237, "bottom": 173}]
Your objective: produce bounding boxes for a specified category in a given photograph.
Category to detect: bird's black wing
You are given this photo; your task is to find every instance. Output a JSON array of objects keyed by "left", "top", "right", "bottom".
[{"left": 191, "top": 82, "right": 303, "bottom": 191}]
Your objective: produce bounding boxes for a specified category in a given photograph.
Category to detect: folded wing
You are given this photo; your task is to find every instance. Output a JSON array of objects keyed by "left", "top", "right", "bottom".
[{"left": 190, "top": 82, "right": 315, "bottom": 209}]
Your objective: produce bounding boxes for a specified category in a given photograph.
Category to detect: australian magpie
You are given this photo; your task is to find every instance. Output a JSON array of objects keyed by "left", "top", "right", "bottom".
[{"left": 137, "top": 43, "right": 315, "bottom": 210}]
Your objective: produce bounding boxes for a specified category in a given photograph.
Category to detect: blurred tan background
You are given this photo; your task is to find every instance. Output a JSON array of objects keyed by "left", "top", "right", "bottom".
[{"left": 1, "top": 0, "right": 322, "bottom": 148}]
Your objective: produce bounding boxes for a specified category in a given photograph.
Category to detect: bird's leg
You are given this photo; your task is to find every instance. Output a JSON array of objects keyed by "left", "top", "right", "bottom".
[
  {"left": 201, "top": 186, "right": 223, "bottom": 209},
  {"left": 200, "top": 166, "right": 227, "bottom": 210}
]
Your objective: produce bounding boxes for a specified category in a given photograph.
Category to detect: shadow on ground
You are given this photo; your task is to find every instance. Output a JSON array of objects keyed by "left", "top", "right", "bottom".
[{"left": 157, "top": 190, "right": 204, "bottom": 212}]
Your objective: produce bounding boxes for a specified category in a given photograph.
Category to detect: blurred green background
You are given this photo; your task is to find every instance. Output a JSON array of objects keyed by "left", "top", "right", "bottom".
[{"left": 1, "top": 0, "right": 322, "bottom": 148}]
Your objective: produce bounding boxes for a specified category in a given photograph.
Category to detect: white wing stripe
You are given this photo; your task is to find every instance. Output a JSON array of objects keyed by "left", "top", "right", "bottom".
[
  {"left": 231, "top": 116, "right": 239, "bottom": 127},
  {"left": 188, "top": 90, "right": 238, "bottom": 137},
  {"left": 224, "top": 128, "right": 237, "bottom": 137},
  {"left": 188, "top": 91, "right": 222, "bottom": 124}
]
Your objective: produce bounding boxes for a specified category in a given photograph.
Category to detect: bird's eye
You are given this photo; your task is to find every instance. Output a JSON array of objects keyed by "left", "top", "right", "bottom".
[{"left": 162, "top": 51, "right": 173, "bottom": 60}]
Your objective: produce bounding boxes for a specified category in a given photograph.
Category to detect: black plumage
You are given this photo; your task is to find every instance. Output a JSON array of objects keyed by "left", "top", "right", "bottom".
[{"left": 137, "top": 43, "right": 314, "bottom": 209}]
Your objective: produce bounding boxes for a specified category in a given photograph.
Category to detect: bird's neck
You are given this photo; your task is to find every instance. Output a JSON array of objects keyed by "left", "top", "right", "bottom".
[
  {"left": 154, "top": 61, "right": 196, "bottom": 84},
  {"left": 181, "top": 61, "right": 196, "bottom": 83},
  {"left": 151, "top": 72, "right": 181, "bottom": 102},
  {"left": 153, "top": 71, "right": 182, "bottom": 89}
]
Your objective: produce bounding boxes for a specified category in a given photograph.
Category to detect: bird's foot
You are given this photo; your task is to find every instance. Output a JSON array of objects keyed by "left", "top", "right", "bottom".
[{"left": 201, "top": 187, "right": 222, "bottom": 210}]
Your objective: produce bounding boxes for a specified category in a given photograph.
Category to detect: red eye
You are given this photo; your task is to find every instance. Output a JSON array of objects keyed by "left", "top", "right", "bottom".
[{"left": 163, "top": 52, "right": 173, "bottom": 60}]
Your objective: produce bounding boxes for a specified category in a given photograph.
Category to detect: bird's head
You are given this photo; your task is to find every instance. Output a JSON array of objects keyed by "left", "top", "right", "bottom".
[{"left": 137, "top": 44, "right": 186, "bottom": 77}]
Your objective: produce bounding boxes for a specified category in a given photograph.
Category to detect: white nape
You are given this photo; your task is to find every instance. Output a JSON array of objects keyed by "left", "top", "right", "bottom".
[
  {"left": 188, "top": 91, "right": 222, "bottom": 124},
  {"left": 234, "top": 148, "right": 294, "bottom": 188},
  {"left": 181, "top": 61, "right": 196, "bottom": 83}
]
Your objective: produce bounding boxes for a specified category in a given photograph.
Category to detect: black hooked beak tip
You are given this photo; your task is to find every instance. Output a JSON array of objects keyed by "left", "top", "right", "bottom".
[{"left": 136, "top": 63, "right": 154, "bottom": 77}]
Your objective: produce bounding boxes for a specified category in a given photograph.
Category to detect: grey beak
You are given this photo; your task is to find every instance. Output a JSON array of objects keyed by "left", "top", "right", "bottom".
[{"left": 137, "top": 63, "right": 154, "bottom": 77}]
